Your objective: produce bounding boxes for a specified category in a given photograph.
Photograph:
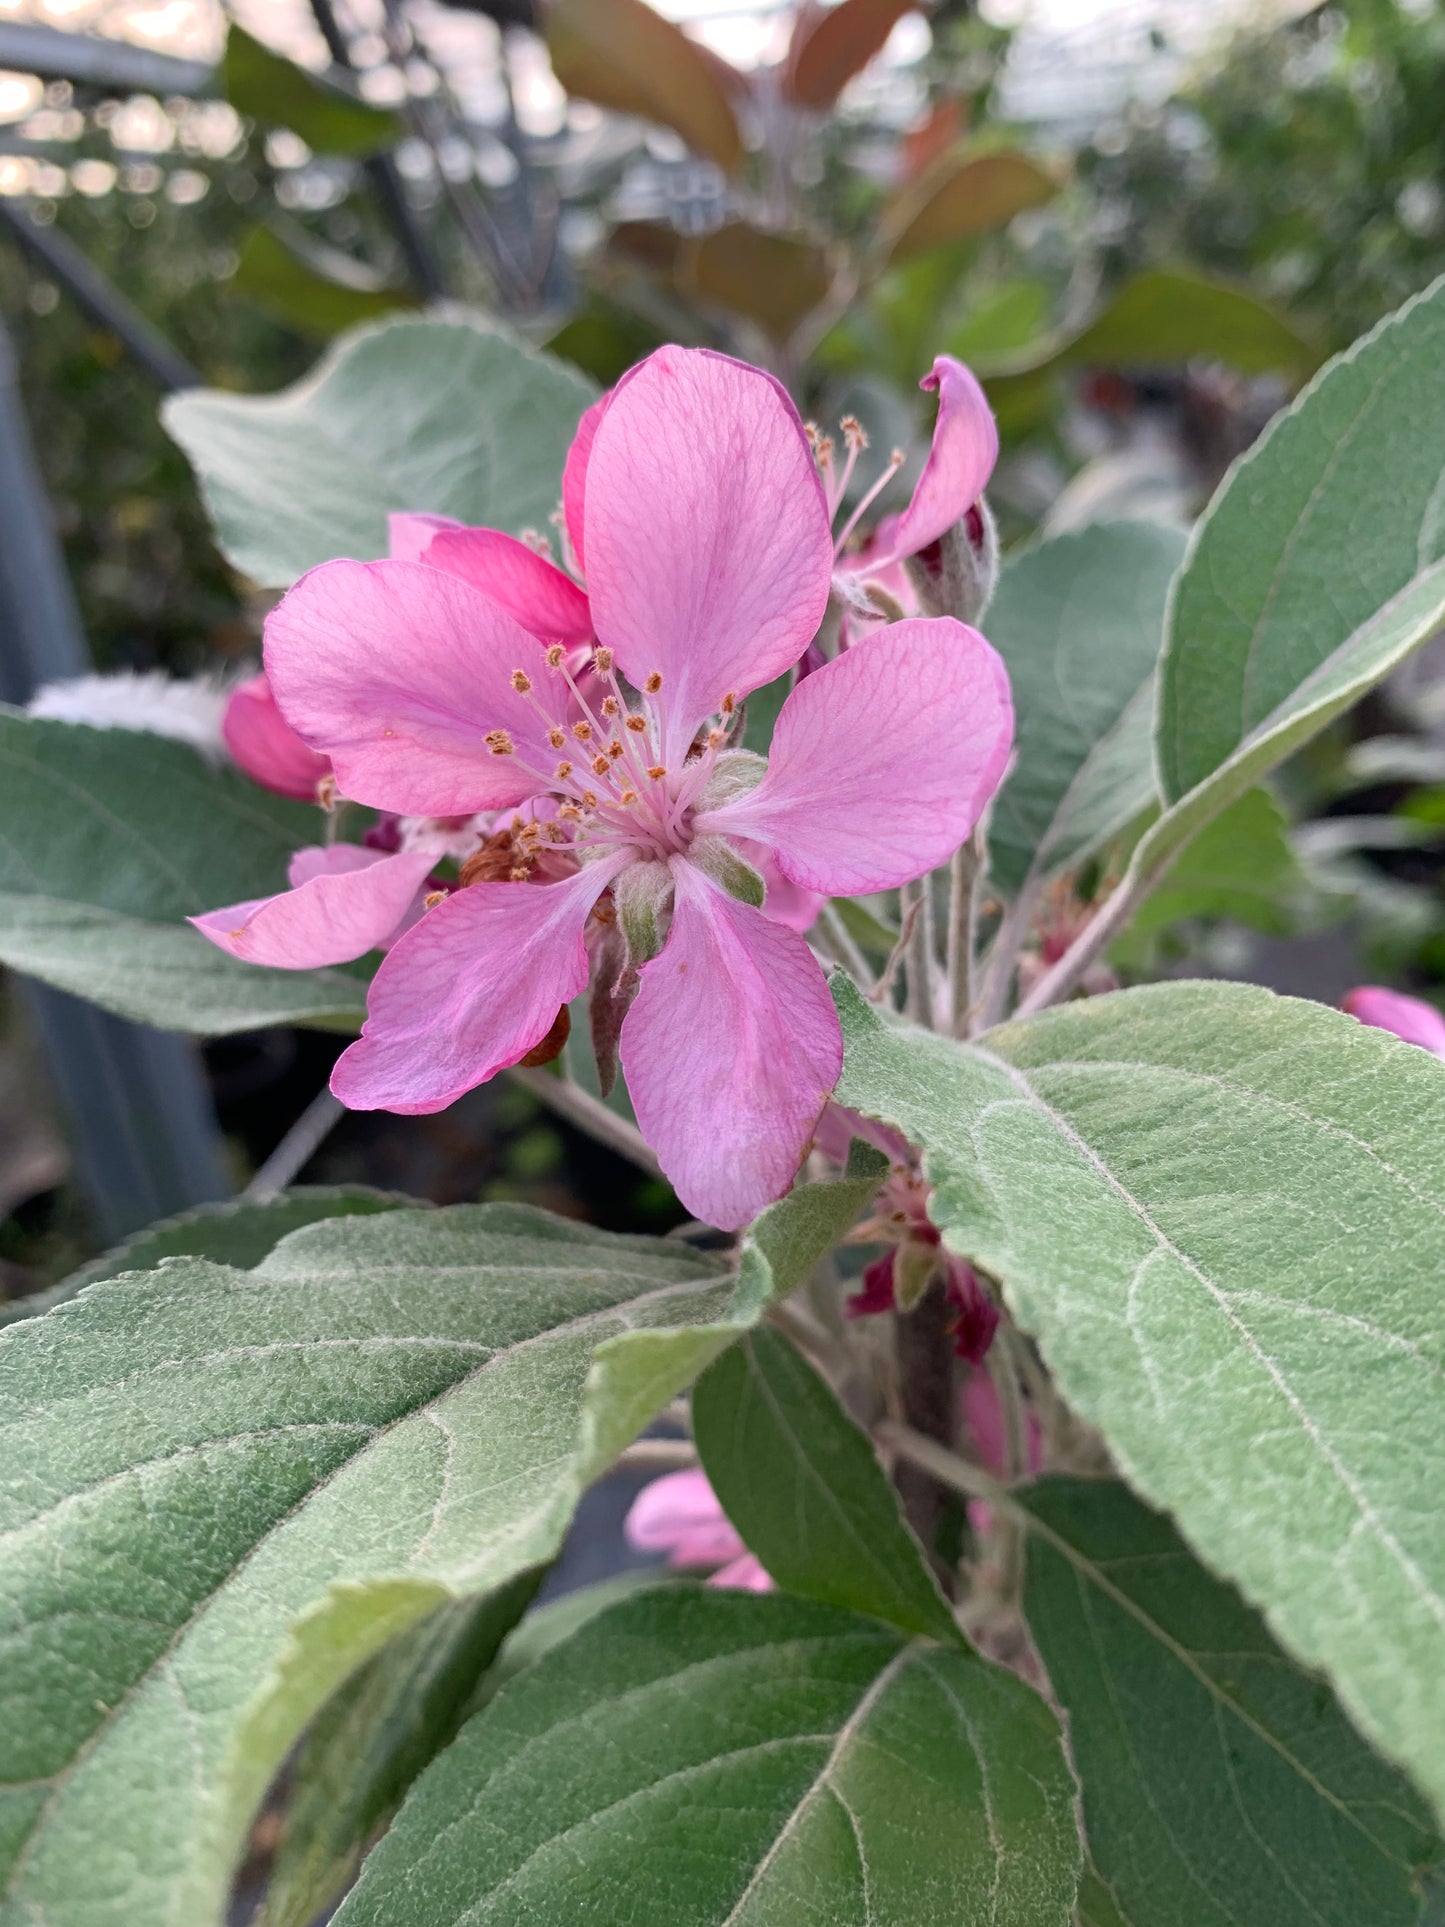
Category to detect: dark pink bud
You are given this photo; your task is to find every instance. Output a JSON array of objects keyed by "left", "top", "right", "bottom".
[
  {"left": 945, "top": 1260, "right": 999, "bottom": 1364},
  {"left": 846, "top": 1251, "right": 897, "bottom": 1319},
  {"left": 222, "top": 672, "right": 331, "bottom": 802}
]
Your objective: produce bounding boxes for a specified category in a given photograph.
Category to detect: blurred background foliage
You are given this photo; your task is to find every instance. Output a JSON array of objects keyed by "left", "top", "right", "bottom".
[{"left": 1, "top": 0, "right": 1444, "bottom": 1282}]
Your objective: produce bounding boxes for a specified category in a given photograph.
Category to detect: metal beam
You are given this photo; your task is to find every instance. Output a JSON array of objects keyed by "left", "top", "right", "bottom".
[
  {"left": 0, "top": 21, "right": 213, "bottom": 98},
  {"left": 0, "top": 317, "right": 230, "bottom": 1242}
]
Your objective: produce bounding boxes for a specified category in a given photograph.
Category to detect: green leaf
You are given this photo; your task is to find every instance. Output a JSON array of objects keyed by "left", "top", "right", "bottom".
[
  {"left": 233, "top": 224, "right": 416, "bottom": 340},
  {"left": 0, "top": 1177, "right": 869, "bottom": 1925},
  {"left": 163, "top": 315, "right": 597, "bottom": 588},
  {"left": 833, "top": 974, "right": 1445, "bottom": 1823},
  {"left": 693, "top": 1326, "right": 959, "bottom": 1643},
  {"left": 1023, "top": 1478, "right": 1440, "bottom": 1927},
  {"left": 1103, "top": 277, "right": 1445, "bottom": 935},
  {"left": 981, "top": 269, "right": 1323, "bottom": 385},
  {"left": 1161, "top": 272, "right": 1445, "bottom": 803},
  {"left": 223, "top": 24, "right": 401, "bottom": 157},
  {"left": 1117, "top": 788, "right": 1318, "bottom": 945},
  {"left": 0, "top": 711, "right": 364, "bottom": 1032},
  {"left": 1076, "top": 1867, "right": 1133, "bottom": 1927},
  {"left": 0, "top": 1185, "right": 413, "bottom": 1328},
  {"left": 333, "top": 1588, "right": 1083, "bottom": 1926},
  {"left": 881, "top": 148, "right": 1060, "bottom": 265},
  {"left": 261, "top": 1576, "right": 540, "bottom": 1927},
  {"left": 985, "top": 522, "right": 1187, "bottom": 898},
  {"left": 545, "top": 0, "right": 743, "bottom": 173}
]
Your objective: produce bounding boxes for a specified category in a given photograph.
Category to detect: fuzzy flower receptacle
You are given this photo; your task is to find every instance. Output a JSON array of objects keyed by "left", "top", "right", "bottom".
[{"left": 195, "top": 346, "right": 1014, "bottom": 1229}]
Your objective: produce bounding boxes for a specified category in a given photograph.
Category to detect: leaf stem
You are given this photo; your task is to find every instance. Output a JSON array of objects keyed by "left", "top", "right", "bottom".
[
  {"left": 1013, "top": 864, "right": 1144, "bottom": 1017},
  {"left": 975, "top": 872, "right": 1043, "bottom": 1031},
  {"left": 506, "top": 1065, "right": 664, "bottom": 1180},
  {"left": 877, "top": 1421, "right": 1024, "bottom": 1520},
  {"left": 817, "top": 902, "right": 876, "bottom": 991},
  {"left": 946, "top": 834, "right": 983, "bottom": 1036},
  {"left": 612, "top": 1439, "right": 697, "bottom": 1472},
  {"left": 243, "top": 1086, "right": 346, "bottom": 1200}
]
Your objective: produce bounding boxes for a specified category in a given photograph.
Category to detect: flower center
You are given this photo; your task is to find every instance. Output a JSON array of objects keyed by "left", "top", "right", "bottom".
[{"left": 487, "top": 645, "right": 738, "bottom": 867}]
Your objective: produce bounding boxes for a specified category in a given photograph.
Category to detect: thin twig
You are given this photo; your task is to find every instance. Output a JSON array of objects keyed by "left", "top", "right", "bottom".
[
  {"left": 975, "top": 872, "right": 1043, "bottom": 1032},
  {"left": 871, "top": 893, "right": 920, "bottom": 1006},
  {"left": 1013, "top": 865, "right": 1146, "bottom": 1017},
  {"left": 817, "top": 902, "right": 876, "bottom": 990},
  {"left": 946, "top": 834, "right": 986, "bottom": 1036},
  {"left": 506, "top": 1065, "right": 664, "bottom": 1179},
  {"left": 244, "top": 1086, "right": 346, "bottom": 1200},
  {"left": 876, "top": 1420, "right": 1022, "bottom": 1517},
  {"left": 901, "top": 878, "right": 933, "bottom": 1026},
  {"left": 612, "top": 1439, "right": 697, "bottom": 1473}
]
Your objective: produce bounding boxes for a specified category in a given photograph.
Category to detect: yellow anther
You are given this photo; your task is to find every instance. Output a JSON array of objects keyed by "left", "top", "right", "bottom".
[
  {"left": 559, "top": 803, "right": 582, "bottom": 822},
  {"left": 548, "top": 726, "right": 566, "bottom": 749},
  {"left": 582, "top": 790, "right": 598, "bottom": 808},
  {"left": 645, "top": 672, "right": 663, "bottom": 694},
  {"left": 841, "top": 414, "right": 867, "bottom": 451},
  {"left": 607, "top": 740, "right": 625, "bottom": 760},
  {"left": 316, "top": 773, "right": 339, "bottom": 811},
  {"left": 594, "top": 647, "right": 614, "bottom": 674},
  {"left": 625, "top": 715, "right": 647, "bottom": 734},
  {"left": 424, "top": 889, "right": 447, "bottom": 909},
  {"left": 647, "top": 764, "right": 667, "bottom": 781},
  {"left": 572, "top": 721, "right": 592, "bottom": 742},
  {"left": 545, "top": 645, "right": 565, "bottom": 668},
  {"left": 619, "top": 788, "right": 638, "bottom": 806},
  {"left": 591, "top": 754, "right": 611, "bottom": 776},
  {"left": 720, "top": 692, "right": 736, "bottom": 716},
  {"left": 510, "top": 669, "right": 532, "bottom": 693},
  {"left": 485, "top": 729, "right": 514, "bottom": 756},
  {"left": 555, "top": 760, "right": 573, "bottom": 779},
  {"left": 601, "top": 694, "right": 620, "bottom": 717}
]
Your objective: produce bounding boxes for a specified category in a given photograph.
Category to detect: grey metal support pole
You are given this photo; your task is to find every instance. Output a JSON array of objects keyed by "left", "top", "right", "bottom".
[{"left": 0, "top": 317, "right": 230, "bottom": 1240}]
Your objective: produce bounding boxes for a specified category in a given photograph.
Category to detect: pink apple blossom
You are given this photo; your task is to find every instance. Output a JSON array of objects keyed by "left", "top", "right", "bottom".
[
  {"left": 223, "top": 670, "right": 332, "bottom": 802},
  {"left": 195, "top": 345, "right": 1013, "bottom": 1228},
  {"left": 1342, "top": 986, "right": 1445, "bottom": 1056},
  {"left": 624, "top": 1467, "right": 773, "bottom": 1593},
  {"left": 821, "top": 356, "right": 999, "bottom": 625}
]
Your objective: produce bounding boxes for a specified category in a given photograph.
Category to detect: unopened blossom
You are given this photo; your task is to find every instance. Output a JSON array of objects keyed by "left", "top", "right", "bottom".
[
  {"left": 1342, "top": 986, "right": 1445, "bottom": 1056},
  {"left": 197, "top": 345, "right": 1013, "bottom": 1228},
  {"left": 625, "top": 1468, "right": 772, "bottom": 1593},
  {"left": 223, "top": 671, "right": 333, "bottom": 802}
]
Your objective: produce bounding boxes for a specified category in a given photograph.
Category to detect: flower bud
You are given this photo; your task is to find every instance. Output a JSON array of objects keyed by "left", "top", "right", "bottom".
[{"left": 903, "top": 494, "right": 999, "bottom": 628}]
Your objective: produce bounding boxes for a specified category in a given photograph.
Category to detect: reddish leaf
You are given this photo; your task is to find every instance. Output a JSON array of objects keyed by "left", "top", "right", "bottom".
[
  {"left": 545, "top": 0, "right": 743, "bottom": 173},
  {"left": 785, "top": 0, "right": 921, "bottom": 111},
  {"left": 691, "top": 223, "right": 833, "bottom": 341}
]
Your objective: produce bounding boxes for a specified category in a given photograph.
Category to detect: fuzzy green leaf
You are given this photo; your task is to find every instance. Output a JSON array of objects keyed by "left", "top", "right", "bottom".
[
  {"left": 985, "top": 522, "right": 1186, "bottom": 897},
  {"left": 0, "top": 711, "right": 364, "bottom": 1031},
  {"left": 693, "top": 1326, "right": 958, "bottom": 1642},
  {"left": 0, "top": 1175, "right": 870, "bottom": 1925},
  {"left": 1023, "top": 1478, "right": 1440, "bottom": 1926},
  {"left": 834, "top": 974, "right": 1445, "bottom": 1823},
  {"left": 164, "top": 315, "right": 597, "bottom": 588},
  {"left": 334, "top": 1588, "right": 1082, "bottom": 1926}
]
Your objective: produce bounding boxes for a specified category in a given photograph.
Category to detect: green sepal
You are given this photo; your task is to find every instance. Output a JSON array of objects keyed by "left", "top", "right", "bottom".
[
  {"left": 613, "top": 860, "right": 673, "bottom": 969},
  {"left": 688, "top": 835, "right": 766, "bottom": 909}
]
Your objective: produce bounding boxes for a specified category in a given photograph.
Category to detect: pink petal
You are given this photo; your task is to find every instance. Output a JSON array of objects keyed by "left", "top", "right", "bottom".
[
  {"left": 620, "top": 860, "right": 842, "bottom": 1230},
  {"left": 624, "top": 1468, "right": 746, "bottom": 1566},
  {"left": 388, "top": 512, "right": 464, "bottom": 562},
  {"left": 221, "top": 672, "right": 332, "bottom": 802},
  {"left": 264, "top": 559, "right": 572, "bottom": 817},
  {"left": 1342, "top": 987, "right": 1445, "bottom": 1056},
  {"left": 419, "top": 526, "right": 594, "bottom": 645},
  {"left": 960, "top": 1366, "right": 1043, "bottom": 1480},
  {"left": 697, "top": 618, "right": 1014, "bottom": 895},
  {"left": 562, "top": 392, "right": 611, "bottom": 575},
  {"left": 866, "top": 356, "right": 999, "bottom": 570},
  {"left": 331, "top": 854, "right": 628, "bottom": 1113},
  {"left": 708, "top": 1551, "right": 775, "bottom": 1593},
  {"left": 735, "top": 836, "right": 823, "bottom": 935},
  {"left": 189, "top": 845, "right": 435, "bottom": 968},
  {"left": 583, "top": 347, "right": 833, "bottom": 760},
  {"left": 812, "top": 1101, "right": 911, "bottom": 1167}
]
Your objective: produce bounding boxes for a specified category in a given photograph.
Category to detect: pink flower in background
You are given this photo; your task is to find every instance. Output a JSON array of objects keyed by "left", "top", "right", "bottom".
[
  {"left": 1342, "top": 986, "right": 1445, "bottom": 1056},
  {"left": 222, "top": 344, "right": 1013, "bottom": 1228},
  {"left": 823, "top": 356, "right": 999, "bottom": 623},
  {"left": 624, "top": 1468, "right": 772, "bottom": 1593},
  {"left": 223, "top": 671, "right": 332, "bottom": 802}
]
